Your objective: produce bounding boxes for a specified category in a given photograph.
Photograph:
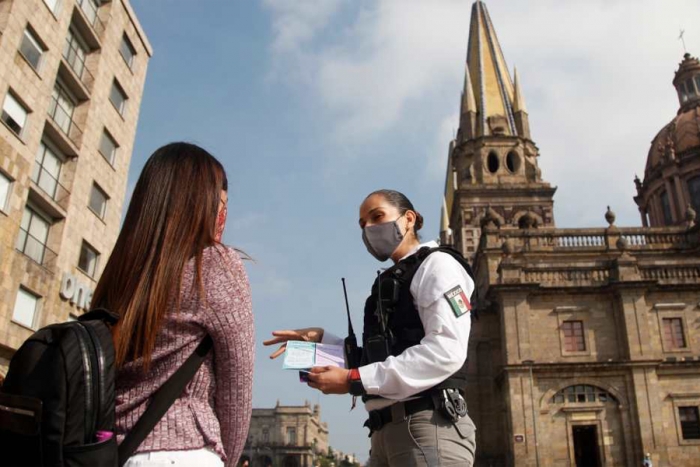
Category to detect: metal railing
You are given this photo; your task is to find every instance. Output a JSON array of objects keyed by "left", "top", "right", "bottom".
[
  {"left": 47, "top": 96, "right": 83, "bottom": 147},
  {"left": 16, "top": 229, "right": 58, "bottom": 268},
  {"left": 62, "top": 37, "right": 95, "bottom": 91},
  {"left": 30, "top": 166, "right": 71, "bottom": 210},
  {"left": 76, "top": 0, "right": 106, "bottom": 37}
]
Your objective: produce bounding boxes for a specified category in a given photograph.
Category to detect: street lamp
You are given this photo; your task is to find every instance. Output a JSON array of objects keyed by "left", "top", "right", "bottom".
[{"left": 522, "top": 360, "right": 541, "bottom": 467}]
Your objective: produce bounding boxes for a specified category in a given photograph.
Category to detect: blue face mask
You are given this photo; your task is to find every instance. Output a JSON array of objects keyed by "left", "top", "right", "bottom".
[{"left": 362, "top": 215, "right": 405, "bottom": 262}]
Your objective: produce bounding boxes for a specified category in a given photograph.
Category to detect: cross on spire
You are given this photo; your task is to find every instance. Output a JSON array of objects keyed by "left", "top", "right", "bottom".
[{"left": 679, "top": 29, "right": 687, "bottom": 53}]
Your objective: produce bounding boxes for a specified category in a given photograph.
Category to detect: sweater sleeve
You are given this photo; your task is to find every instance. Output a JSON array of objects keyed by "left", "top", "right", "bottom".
[{"left": 201, "top": 246, "right": 255, "bottom": 466}]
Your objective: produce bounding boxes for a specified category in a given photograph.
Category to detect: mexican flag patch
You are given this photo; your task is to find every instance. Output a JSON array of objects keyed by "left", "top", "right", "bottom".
[{"left": 445, "top": 285, "right": 471, "bottom": 318}]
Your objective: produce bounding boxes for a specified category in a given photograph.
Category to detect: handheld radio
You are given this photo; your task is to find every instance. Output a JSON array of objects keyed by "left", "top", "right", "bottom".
[{"left": 342, "top": 278, "right": 360, "bottom": 369}]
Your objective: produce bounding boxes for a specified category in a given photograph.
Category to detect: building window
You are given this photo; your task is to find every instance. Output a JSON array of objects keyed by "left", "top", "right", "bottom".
[
  {"left": 286, "top": 427, "right": 296, "bottom": 445},
  {"left": 88, "top": 183, "right": 108, "bottom": 218},
  {"left": 99, "top": 129, "right": 118, "bottom": 164},
  {"left": 19, "top": 27, "right": 45, "bottom": 70},
  {"left": 16, "top": 206, "right": 50, "bottom": 264},
  {"left": 562, "top": 320, "right": 586, "bottom": 352},
  {"left": 43, "top": 0, "right": 60, "bottom": 14},
  {"left": 680, "top": 81, "right": 691, "bottom": 103},
  {"left": 63, "top": 28, "right": 89, "bottom": 79},
  {"left": 686, "top": 78, "right": 697, "bottom": 97},
  {"left": 688, "top": 176, "right": 700, "bottom": 213},
  {"left": 550, "top": 385, "right": 616, "bottom": 404},
  {"left": 695, "top": 76, "right": 700, "bottom": 97},
  {"left": 119, "top": 34, "right": 136, "bottom": 68},
  {"left": 77, "top": 0, "right": 100, "bottom": 27},
  {"left": 2, "top": 92, "right": 29, "bottom": 137},
  {"left": 262, "top": 427, "right": 269, "bottom": 443},
  {"left": 662, "top": 317, "right": 687, "bottom": 349},
  {"left": 13, "top": 287, "right": 40, "bottom": 329},
  {"left": 679, "top": 407, "right": 700, "bottom": 440},
  {"left": 32, "top": 141, "right": 63, "bottom": 201},
  {"left": 78, "top": 241, "right": 99, "bottom": 278},
  {"left": 49, "top": 84, "right": 76, "bottom": 136},
  {"left": 109, "top": 80, "right": 127, "bottom": 115},
  {"left": 660, "top": 190, "right": 673, "bottom": 225},
  {"left": 0, "top": 171, "right": 11, "bottom": 212}
]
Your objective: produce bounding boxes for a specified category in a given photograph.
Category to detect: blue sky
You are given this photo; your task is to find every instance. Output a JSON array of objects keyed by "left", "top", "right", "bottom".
[{"left": 129, "top": 0, "right": 699, "bottom": 461}]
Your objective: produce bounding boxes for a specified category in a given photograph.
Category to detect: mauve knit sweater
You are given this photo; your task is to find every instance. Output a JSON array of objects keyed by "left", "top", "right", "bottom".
[{"left": 115, "top": 245, "right": 254, "bottom": 466}]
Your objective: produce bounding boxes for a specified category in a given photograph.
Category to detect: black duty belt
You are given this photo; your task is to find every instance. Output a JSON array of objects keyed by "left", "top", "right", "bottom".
[{"left": 363, "top": 396, "right": 435, "bottom": 435}]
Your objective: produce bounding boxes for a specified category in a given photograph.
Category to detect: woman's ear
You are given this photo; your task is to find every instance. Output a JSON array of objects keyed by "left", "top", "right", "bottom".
[{"left": 404, "top": 210, "right": 416, "bottom": 233}]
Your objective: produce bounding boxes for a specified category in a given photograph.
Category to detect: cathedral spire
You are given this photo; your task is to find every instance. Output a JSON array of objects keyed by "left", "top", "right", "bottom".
[
  {"left": 512, "top": 67, "right": 527, "bottom": 113},
  {"left": 466, "top": 0, "right": 517, "bottom": 137},
  {"left": 512, "top": 67, "right": 531, "bottom": 139}
]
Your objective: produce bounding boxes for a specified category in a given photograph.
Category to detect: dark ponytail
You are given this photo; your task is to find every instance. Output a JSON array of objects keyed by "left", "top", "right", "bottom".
[{"left": 366, "top": 189, "right": 423, "bottom": 239}]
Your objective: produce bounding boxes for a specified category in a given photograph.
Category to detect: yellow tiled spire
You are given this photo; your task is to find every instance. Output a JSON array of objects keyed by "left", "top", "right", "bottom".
[{"left": 466, "top": 1, "right": 517, "bottom": 137}]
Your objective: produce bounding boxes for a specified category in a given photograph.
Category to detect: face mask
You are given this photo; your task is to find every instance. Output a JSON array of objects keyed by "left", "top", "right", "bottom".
[
  {"left": 215, "top": 203, "right": 227, "bottom": 242},
  {"left": 362, "top": 215, "right": 405, "bottom": 262}
]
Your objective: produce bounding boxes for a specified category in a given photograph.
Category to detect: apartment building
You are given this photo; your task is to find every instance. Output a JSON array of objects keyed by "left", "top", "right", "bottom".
[{"left": 0, "top": 0, "right": 151, "bottom": 374}]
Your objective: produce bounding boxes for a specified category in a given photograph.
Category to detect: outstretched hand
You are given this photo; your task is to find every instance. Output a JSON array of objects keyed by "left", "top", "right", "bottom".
[
  {"left": 306, "top": 366, "right": 350, "bottom": 395},
  {"left": 263, "top": 327, "right": 324, "bottom": 359}
]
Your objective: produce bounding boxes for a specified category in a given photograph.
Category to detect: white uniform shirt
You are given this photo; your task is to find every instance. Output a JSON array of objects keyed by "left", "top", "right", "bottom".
[{"left": 323, "top": 241, "right": 474, "bottom": 411}]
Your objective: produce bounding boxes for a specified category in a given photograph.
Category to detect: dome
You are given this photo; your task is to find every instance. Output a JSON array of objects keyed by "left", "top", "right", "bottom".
[
  {"left": 636, "top": 53, "right": 700, "bottom": 228},
  {"left": 644, "top": 106, "right": 700, "bottom": 179}
]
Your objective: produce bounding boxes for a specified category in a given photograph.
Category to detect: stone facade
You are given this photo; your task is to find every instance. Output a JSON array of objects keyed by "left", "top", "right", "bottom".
[
  {"left": 441, "top": 2, "right": 700, "bottom": 466},
  {"left": 0, "top": 0, "right": 151, "bottom": 374},
  {"left": 241, "top": 401, "right": 330, "bottom": 467}
]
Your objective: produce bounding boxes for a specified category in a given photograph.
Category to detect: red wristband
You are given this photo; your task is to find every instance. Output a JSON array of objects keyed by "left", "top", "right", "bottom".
[{"left": 348, "top": 368, "right": 361, "bottom": 381}]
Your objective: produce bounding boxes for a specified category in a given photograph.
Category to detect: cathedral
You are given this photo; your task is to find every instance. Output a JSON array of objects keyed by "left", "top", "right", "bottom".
[{"left": 441, "top": 2, "right": 700, "bottom": 466}]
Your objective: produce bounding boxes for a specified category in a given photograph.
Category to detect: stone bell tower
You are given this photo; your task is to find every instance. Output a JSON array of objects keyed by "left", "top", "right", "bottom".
[{"left": 440, "top": 1, "right": 556, "bottom": 261}]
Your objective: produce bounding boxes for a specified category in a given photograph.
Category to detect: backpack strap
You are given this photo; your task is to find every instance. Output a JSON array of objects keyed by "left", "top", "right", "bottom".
[
  {"left": 79, "top": 307, "right": 119, "bottom": 325},
  {"left": 117, "top": 335, "right": 213, "bottom": 466}
]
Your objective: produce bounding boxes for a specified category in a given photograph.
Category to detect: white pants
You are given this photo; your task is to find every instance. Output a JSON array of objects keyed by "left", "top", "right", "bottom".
[{"left": 124, "top": 447, "right": 224, "bottom": 466}]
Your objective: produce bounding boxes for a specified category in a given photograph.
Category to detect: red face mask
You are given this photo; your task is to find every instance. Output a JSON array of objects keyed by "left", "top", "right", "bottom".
[{"left": 215, "top": 203, "right": 227, "bottom": 242}]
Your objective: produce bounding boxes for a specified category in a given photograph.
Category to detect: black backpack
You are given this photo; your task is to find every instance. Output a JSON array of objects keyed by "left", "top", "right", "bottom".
[{"left": 0, "top": 309, "right": 212, "bottom": 467}]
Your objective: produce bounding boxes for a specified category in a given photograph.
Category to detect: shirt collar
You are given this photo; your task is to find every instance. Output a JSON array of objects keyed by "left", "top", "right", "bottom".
[{"left": 398, "top": 240, "right": 439, "bottom": 262}]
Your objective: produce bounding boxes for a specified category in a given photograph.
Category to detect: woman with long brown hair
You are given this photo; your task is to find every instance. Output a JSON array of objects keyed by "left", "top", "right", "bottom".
[{"left": 91, "top": 142, "right": 254, "bottom": 466}]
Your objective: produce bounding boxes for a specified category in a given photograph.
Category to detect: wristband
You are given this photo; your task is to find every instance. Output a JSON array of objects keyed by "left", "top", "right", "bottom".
[{"left": 347, "top": 368, "right": 365, "bottom": 397}]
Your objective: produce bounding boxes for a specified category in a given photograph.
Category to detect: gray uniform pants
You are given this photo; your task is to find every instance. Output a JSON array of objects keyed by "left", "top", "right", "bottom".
[{"left": 369, "top": 408, "right": 476, "bottom": 467}]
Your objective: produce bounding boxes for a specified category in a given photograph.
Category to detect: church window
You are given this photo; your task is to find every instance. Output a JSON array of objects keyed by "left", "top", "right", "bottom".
[
  {"left": 550, "top": 385, "right": 616, "bottom": 404},
  {"left": 679, "top": 82, "right": 689, "bottom": 103},
  {"left": 679, "top": 407, "right": 700, "bottom": 439},
  {"left": 688, "top": 176, "right": 700, "bottom": 213},
  {"left": 262, "top": 427, "right": 269, "bottom": 443},
  {"left": 562, "top": 320, "right": 585, "bottom": 352},
  {"left": 662, "top": 317, "right": 686, "bottom": 349},
  {"left": 660, "top": 191, "right": 673, "bottom": 225},
  {"left": 286, "top": 427, "right": 296, "bottom": 445},
  {"left": 506, "top": 151, "right": 520, "bottom": 173},
  {"left": 695, "top": 76, "right": 700, "bottom": 96},
  {"left": 487, "top": 152, "right": 499, "bottom": 173},
  {"left": 686, "top": 78, "right": 697, "bottom": 96}
]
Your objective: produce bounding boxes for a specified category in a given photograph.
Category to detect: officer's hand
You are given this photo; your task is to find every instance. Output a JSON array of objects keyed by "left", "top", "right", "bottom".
[
  {"left": 306, "top": 366, "right": 350, "bottom": 395},
  {"left": 263, "top": 328, "right": 325, "bottom": 359}
]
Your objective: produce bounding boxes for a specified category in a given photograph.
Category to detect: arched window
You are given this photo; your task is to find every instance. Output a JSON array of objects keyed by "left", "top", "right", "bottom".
[
  {"left": 550, "top": 385, "right": 617, "bottom": 404},
  {"left": 660, "top": 191, "right": 673, "bottom": 225},
  {"left": 506, "top": 151, "right": 521, "bottom": 173},
  {"left": 487, "top": 152, "right": 499, "bottom": 173},
  {"left": 688, "top": 176, "right": 700, "bottom": 213},
  {"left": 262, "top": 427, "right": 269, "bottom": 443}
]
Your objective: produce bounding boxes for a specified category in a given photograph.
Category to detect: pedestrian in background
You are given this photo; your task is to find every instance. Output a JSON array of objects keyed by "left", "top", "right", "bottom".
[{"left": 92, "top": 142, "right": 254, "bottom": 466}]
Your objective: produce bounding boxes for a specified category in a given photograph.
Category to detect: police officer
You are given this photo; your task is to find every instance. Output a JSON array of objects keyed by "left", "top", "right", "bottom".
[{"left": 265, "top": 189, "right": 476, "bottom": 467}]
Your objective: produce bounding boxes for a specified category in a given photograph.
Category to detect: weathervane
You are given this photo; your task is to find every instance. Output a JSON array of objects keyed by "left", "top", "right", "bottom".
[{"left": 679, "top": 29, "right": 687, "bottom": 53}]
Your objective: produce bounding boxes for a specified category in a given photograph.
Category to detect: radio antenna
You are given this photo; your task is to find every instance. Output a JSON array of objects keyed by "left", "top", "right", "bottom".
[{"left": 342, "top": 278, "right": 355, "bottom": 337}]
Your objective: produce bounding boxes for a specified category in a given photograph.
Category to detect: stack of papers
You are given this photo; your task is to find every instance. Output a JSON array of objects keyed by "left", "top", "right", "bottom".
[{"left": 283, "top": 341, "right": 346, "bottom": 382}]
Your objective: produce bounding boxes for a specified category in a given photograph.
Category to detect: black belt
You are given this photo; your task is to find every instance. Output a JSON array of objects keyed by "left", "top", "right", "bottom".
[{"left": 364, "top": 396, "right": 435, "bottom": 435}]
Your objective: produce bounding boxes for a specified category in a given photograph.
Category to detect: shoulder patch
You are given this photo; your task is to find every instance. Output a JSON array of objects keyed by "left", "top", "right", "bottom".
[{"left": 444, "top": 285, "right": 471, "bottom": 318}]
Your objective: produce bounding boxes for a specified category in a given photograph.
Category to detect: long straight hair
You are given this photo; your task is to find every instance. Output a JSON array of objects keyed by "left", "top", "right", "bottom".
[{"left": 92, "top": 142, "right": 227, "bottom": 370}]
